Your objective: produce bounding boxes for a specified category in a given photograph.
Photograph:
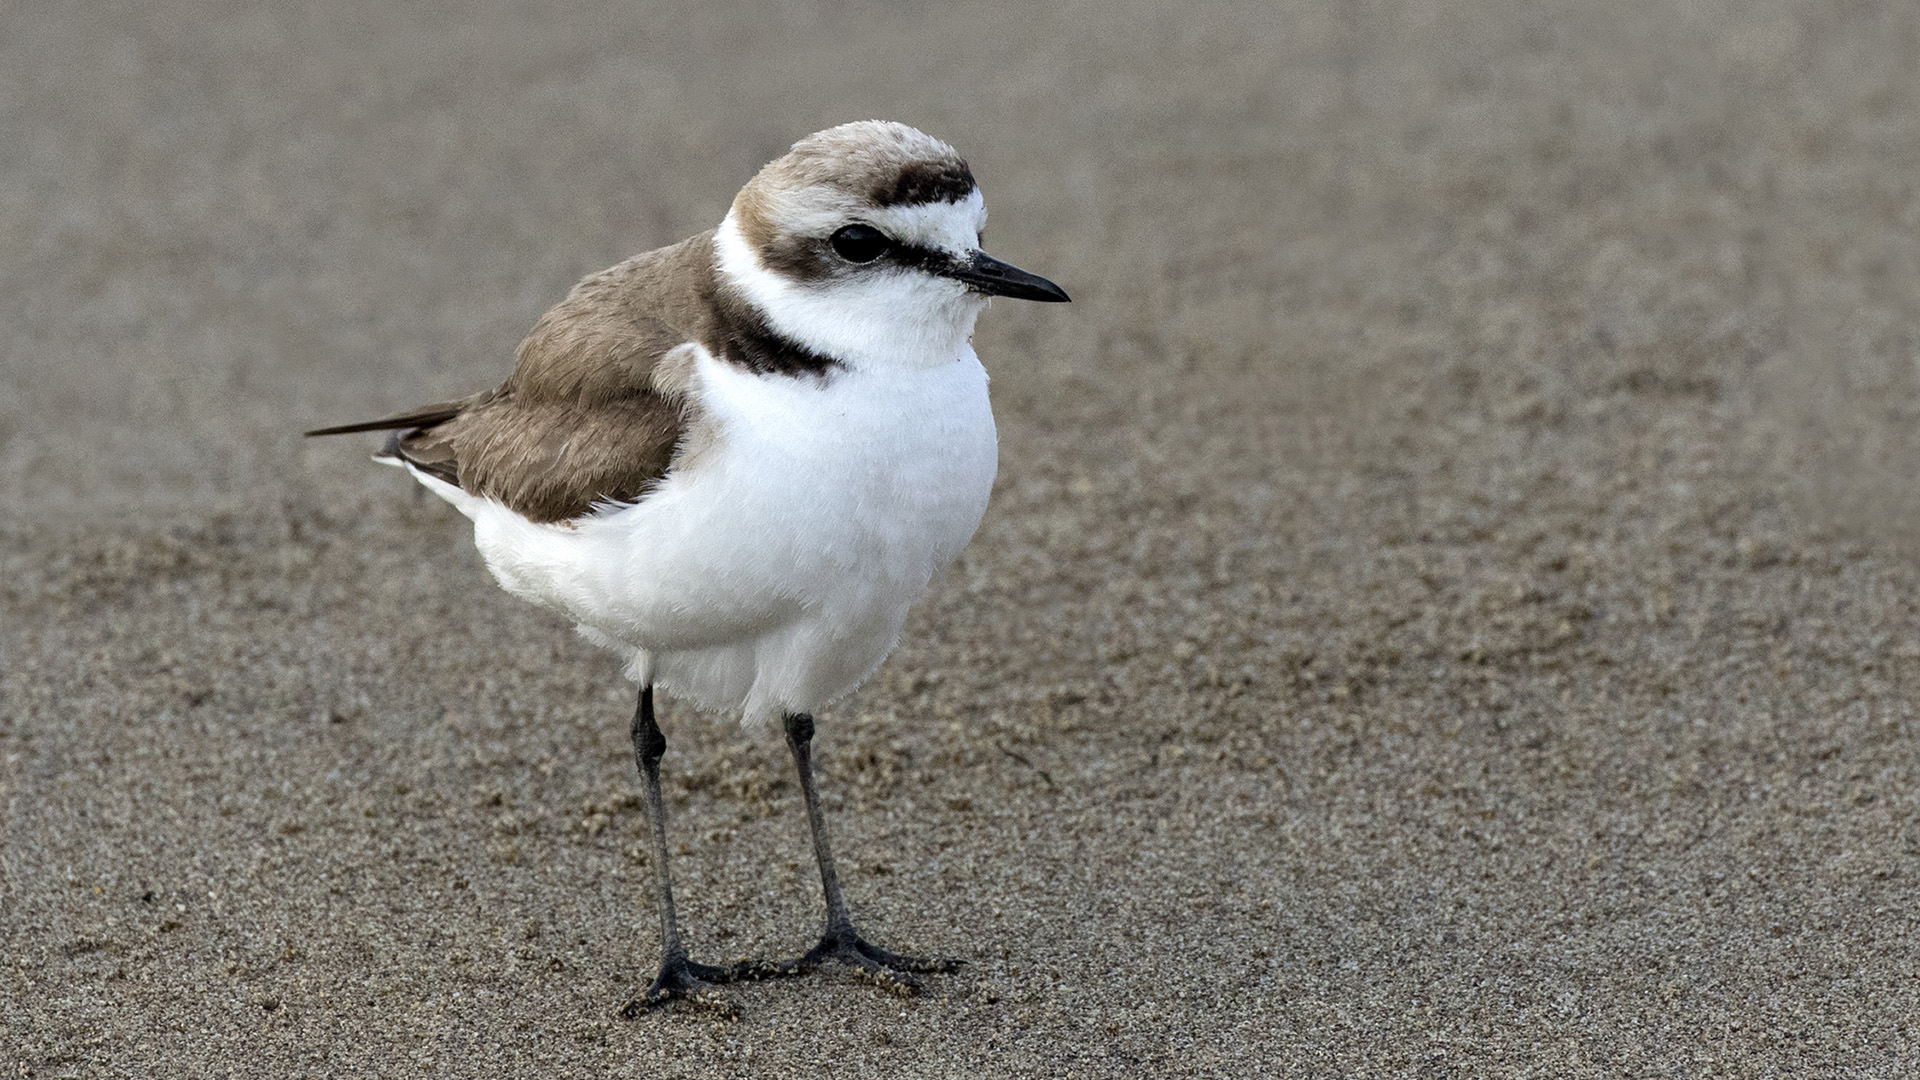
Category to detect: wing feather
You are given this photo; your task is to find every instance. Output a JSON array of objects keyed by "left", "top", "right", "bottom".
[{"left": 306, "top": 231, "right": 723, "bottom": 523}]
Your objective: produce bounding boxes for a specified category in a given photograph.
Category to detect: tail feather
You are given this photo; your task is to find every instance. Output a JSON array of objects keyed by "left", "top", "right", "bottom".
[
  {"left": 308, "top": 399, "right": 467, "bottom": 488},
  {"left": 304, "top": 401, "right": 464, "bottom": 438},
  {"left": 377, "top": 427, "right": 460, "bottom": 486}
]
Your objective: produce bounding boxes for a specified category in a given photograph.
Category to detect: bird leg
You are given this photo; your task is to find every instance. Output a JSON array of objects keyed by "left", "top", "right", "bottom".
[
  {"left": 781, "top": 711, "right": 960, "bottom": 995},
  {"left": 619, "top": 686, "right": 766, "bottom": 1015}
]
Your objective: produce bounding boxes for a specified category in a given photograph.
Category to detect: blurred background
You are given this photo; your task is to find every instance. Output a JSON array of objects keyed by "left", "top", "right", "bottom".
[
  {"left": 4, "top": 1, "right": 1920, "bottom": 1075},
  {"left": 5, "top": 0, "right": 1911, "bottom": 535}
]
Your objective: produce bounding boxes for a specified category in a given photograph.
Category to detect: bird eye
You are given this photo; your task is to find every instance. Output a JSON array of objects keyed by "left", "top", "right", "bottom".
[{"left": 829, "top": 224, "right": 891, "bottom": 263}]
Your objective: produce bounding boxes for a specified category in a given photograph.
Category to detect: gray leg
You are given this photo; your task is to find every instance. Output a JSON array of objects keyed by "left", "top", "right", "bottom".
[
  {"left": 783, "top": 711, "right": 959, "bottom": 995},
  {"left": 620, "top": 686, "right": 759, "bottom": 1015}
]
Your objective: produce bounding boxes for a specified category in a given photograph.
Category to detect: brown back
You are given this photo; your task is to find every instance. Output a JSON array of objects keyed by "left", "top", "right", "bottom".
[
  {"left": 309, "top": 227, "right": 845, "bottom": 524},
  {"left": 423, "top": 233, "right": 715, "bottom": 522}
]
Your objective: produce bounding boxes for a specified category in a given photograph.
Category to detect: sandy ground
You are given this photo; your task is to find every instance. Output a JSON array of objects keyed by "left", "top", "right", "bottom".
[{"left": 6, "top": 1, "right": 1920, "bottom": 1076}]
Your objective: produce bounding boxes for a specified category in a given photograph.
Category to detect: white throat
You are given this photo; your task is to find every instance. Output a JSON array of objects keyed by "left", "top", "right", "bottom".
[{"left": 714, "top": 214, "right": 987, "bottom": 373}]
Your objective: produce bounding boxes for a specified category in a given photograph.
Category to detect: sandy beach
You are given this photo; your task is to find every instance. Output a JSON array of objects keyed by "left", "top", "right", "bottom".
[{"left": 5, "top": 2, "right": 1920, "bottom": 1075}]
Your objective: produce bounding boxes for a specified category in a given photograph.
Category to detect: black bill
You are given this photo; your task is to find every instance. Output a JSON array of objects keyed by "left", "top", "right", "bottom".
[{"left": 945, "top": 252, "right": 1071, "bottom": 302}]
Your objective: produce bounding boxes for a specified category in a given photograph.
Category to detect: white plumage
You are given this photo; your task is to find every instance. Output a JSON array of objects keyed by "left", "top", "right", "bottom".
[{"left": 407, "top": 332, "right": 996, "bottom": 731}]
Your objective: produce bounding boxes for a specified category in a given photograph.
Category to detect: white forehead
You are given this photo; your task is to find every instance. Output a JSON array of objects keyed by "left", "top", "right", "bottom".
[
  {"left": 866, "top": 189, "right": 986, "bottom": 253},
  {"left": 771, "top": 186, "right": 987, "bottom": 255}
]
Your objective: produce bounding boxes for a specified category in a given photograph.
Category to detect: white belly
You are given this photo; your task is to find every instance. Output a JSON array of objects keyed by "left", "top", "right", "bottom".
[{"left": 430, "top": 348, "right": 997, "bottom": 730}]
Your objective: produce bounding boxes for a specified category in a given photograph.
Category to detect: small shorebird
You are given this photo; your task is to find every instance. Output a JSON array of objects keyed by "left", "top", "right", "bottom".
[{"left": 308, "top": 121, "right": 1068, "bottom": 1010}]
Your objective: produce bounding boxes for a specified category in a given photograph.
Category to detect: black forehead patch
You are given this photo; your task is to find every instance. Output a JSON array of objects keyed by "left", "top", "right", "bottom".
[{"left": 872, "top": 159, "right": 976, "bottom": 207}]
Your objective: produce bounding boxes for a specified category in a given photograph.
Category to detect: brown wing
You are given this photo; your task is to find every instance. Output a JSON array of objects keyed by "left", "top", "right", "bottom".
[{"left": 308, "top": 230, "right": 724, "bottom": 524}]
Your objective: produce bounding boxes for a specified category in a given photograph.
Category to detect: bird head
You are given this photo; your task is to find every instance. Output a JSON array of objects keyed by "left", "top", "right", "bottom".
[{"left": 716, "top": 121, "right": 1068, "bottom": 372}]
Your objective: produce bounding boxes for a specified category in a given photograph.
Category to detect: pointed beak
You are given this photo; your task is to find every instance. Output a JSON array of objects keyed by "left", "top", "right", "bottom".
[{"left": 945, "top": 251, "right": 1071, "bottom": 303}]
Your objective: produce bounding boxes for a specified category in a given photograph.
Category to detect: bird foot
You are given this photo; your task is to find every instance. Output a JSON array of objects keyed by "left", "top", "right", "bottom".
[
  {"left": 618, "top": 955, "right": 791, "bottom": 1018},
  {"left": 788, "top": 925, "right": 961, "bottom": 996}
]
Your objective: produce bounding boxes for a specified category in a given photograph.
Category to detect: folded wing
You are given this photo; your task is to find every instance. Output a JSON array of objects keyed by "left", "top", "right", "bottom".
[{"left": 306, "top": 232, "right": 724, "bottom": 524}]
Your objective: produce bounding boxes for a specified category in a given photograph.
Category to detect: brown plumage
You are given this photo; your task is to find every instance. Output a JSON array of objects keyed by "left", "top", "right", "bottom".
[{"left": 306, "top": 230, "right": 835, "bottom": 524}]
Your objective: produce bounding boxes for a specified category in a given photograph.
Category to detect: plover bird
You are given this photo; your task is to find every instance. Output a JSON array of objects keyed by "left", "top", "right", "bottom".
[{"left": 308, "top": 121, "right": 1069, "bottom": 1009}]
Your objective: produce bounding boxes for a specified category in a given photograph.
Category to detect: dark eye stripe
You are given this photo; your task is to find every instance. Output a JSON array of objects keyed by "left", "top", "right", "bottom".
[
  {"left": 883, "top": 243, "right": 958, "bottom": 275},
  {"left": 825, "top": 234, "right": 965, "bottom": 279}
]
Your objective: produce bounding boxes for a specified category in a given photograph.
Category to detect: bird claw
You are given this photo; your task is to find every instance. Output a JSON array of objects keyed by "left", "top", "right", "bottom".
[
  {"left": 618, "top": 955, "right": 792, "bottom": 1018},
  {"left": 788, "top": 927, "right": 961, "bottom": 996}
]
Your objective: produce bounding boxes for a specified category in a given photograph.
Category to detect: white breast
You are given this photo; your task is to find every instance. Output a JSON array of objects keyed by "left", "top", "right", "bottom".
[{"left": 437, "top": 346, "right": 997, "bottom": 731}]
